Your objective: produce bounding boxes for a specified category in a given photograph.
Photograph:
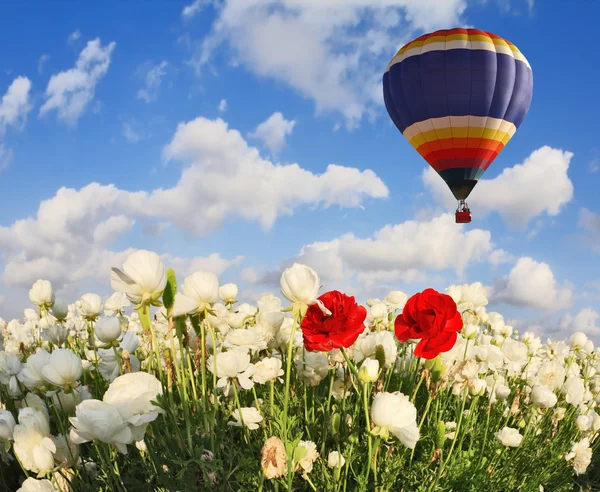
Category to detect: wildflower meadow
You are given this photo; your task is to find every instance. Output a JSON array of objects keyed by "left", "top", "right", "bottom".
[{"left": 0, "top": 250, "right": 598, "bottom": 491}]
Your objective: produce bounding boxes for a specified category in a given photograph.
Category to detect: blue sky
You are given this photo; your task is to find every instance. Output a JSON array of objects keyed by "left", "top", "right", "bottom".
[{"left": 0, "top": 0, "right": 599, "bottom": 339}]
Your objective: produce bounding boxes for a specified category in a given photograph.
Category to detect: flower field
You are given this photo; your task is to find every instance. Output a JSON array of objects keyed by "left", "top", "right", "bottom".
[{"left": 0, "top": 249, "right": 599, "bottom": 491}]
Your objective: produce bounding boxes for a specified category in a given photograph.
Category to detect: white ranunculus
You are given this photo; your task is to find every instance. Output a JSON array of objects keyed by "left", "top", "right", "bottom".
[
  {"left": 566, "top": 437, "right": 593, "bottom": 475},
  {"left": 252, "top": 357, "right": 284, "bottom": 384},
  {"left": 13, "top": 409, "right": 55, "bottom": 473},
  {"left": 69, "top": 400, "right": 132, "bottom": 454},
  {"left": 173, "top": 272, "right": 220, "bottom": 317},
  {"left": 18, "top": 350, "right": 51, "bottom": 389},
  {"left": 0, "top": 408, "right": 16, "bottom": 440},
  {"left": 295, "top": 440, "right": 319, "bottom": 474},
  {"left": 370, "top": 392, "right": 419, "bottom": 449},
  {"left": 570, "top": 332, "right": 588, "bottom": 350},
  {"left": 531, "top": 385, "right": 557, "bottom": 408},
  {"left": 354, "top": 331, "right": 397, "bottom": 369},
  {"left": 102, "top": 372, "right": 164, "bottom": 441},
  {"left": 327, "top": 451, "right": 346, "bottom": 469},
  {"left": 51, "top": 433, "right": 80, "bottom": 467},
  {"left": 111, "top": 250, "right": 167, "bottom": 306},
  {"left": 359, "top": 358, "right": 380, "bottom": 383},
  {"left": 41, "top": 349, "right": 83, "bottom": 389},
  {"left": 52, "top": 386, "right": 93, "bottom": 414},
  {"left": 255, "top": 310, "right": 285, "bottom": 342},
  {"left": 228, "top": 407, "right": 263, "bottom": 430},
  {"left": 219, "top": 283, "right": 238, "bottom": 303},
  {"left": 280, "top": 264, "right": 325, "bottom": 314},
  {"left": 94, "top": 317, "right": 122, "bottom": 344},
  {"left": 41, "top": 324, "right": 69, "bottom": 346},
  {"left": 502, "top": 339, "right": 529, "bottom": 374},
  {"left": 368, "top": 302, "right": 388, "bottom": 322},
  {"left": 208, "top": 350, "right": 255, "bottom": 391},
  {"left": 536, "top": 359, "right": 566, "bottom": 390},
  {"left": 104, "top": 292, "right": 131, "bottom": 316},
  {"left": 563, "top": 375, "right": 585, "bottom": 406},
  {"left": 576, "top": 414, "right": 593, "bottom": 432},
  {"left": 51, "top": 299, "right": 69, "bottom": 321},
  {"left": 295, "top": 352, "right": 329, "bottom": 386},
  {"left": 224, "top": 327, "right": 267, "bottom": 353},
  {"left": 17, "top": 477, "right": 58, "bottom": 492},
  {"left": 469, "top": 378, "right": 487, "bottom": 396},
  {"left": 29, "top": 280, "right": 54, "bottom": 309},
  {"left": 384, "top": 291, "right": 407, "bottom": 310},
  {"left": 495, "top": 426, "right": 523, "bottom": 447},
  {"left": 79, "top": 293, "right": 104, "bottom": 321}
]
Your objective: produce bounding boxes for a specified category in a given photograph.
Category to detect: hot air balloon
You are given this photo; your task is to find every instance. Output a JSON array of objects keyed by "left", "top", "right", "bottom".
[{"left": 382, "top": 28, "right": 533, "bottom": 223}]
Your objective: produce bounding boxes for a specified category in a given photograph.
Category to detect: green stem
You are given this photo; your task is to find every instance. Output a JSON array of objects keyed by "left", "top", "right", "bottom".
[{"left": 282, "top": 312, "right": 300, "bottom": 442}]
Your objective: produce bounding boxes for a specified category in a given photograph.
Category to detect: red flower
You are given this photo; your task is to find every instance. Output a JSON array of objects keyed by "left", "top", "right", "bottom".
[
  {"left": 301, "top": 290, "right": 367, "bottom": 352},
  {"left": 394, "top": 288, "right": 462, "bottom": 359}
]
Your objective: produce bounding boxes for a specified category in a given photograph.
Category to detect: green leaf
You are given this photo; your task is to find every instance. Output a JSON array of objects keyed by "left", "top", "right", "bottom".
[{"left": 162, "top": 268, "right": 178, "bottom": 311}]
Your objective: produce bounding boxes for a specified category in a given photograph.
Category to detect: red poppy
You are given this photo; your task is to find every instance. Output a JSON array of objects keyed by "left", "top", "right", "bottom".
[
  {"left": 301, "top": 290, "right": 367, "bottom": 352},
  {"left": 394, "top": 288, "right": 462, "bottom": 359}
]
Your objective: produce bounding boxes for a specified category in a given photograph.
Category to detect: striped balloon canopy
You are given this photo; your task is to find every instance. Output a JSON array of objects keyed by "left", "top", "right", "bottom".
[{"left": 383, "top": 28, "right": 533, "bottom": 221}]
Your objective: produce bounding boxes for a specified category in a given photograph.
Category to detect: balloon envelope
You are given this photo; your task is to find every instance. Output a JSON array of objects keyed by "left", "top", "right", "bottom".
[{"left": 383, "top": 28, "right": 533, "bottom": 201}]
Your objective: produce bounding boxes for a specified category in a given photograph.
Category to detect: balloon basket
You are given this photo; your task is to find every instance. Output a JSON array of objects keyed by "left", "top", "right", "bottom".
[{"left": 455, "top": 211, "right": 472, "bottom": 223}]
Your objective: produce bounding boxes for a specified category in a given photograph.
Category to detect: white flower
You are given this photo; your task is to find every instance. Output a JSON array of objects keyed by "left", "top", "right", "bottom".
[
  {"left": 462, "top": 324, "right": 480, "bottom": 340},
  {"left": 384, "top": 291, "right": 407, "bottom": 310},
  {"left": 111, "top": 250, "right": 167, "bottom": 306},
  {"left": 228, "top": 407, "right": 263, "bottom": 430},
  {"left": 576, "top": 414, "right": 593, "bottom": 432},
  {"left": 495, "top": 426, "right": 523, "bottom": 447},
  {"left": 0, "top": 409, "right": 16, "bottom": 440},
  {"left": 219, "top": 283, "right": 238, "bottom": 303},
  {"left": 368, "top": 302, "right": 388, "bottom": 323},
  {"left": 208, "top": 350, "right": 255, "bottom": 391},
  {"left": 0, "top": 351, "right": 23, "bottom": 397},
  {"left": 224, "top": 327, "right": 267, "bottom": 353},
  {"left": 79, "top": 293, "right": 104, "bottom": 320},
  {"left": 530, "top": 385, "right": 557, "bottom": 408},
  {"left": 51, "top": 433, "right": 79, "bottom": 467},
  {"left": 17, "top": 477, "right": 58, "bottom": 492},
  {"left": 536, "top": 359, "right": 566, "bottom": 390},
  {"left": 370, "top": 392, "right": 419, "bottom": 449},
  {"left": 29, "top": 280, "right": 54, "bottom": 309},
  {"left": 295, "top": 352, "right": 328, "bottom": 386},
  {"left": 295, "top": 440, "right": 319, "bottom": 474},
  {"left": 173, "top": 272, "right": 220, "bottom": 317},
  {"left": 354, "top": 331, "right": 397, "bottom": 369},
  {"left": 13, "top": 409, "right": 56, "bottom": 473},
  {"left": 359, "top": 358, "right": 380, "bottom": 383},
  {"left": 41, "top": 349, "right": 83, "bottom": 389},
  {"left": 570, "top": 332, "right": 588, "bottom": 350},
  {"left": 255, "top": 310, "right": 285, "bottom": 342},
  {"left": 502, "top": 339, "right": 529, "bottom": 374},
  {"left": 562, "top": 375, "right": 585, "bottom": 406},
  {"left": 102, "top": 372, "right": 164, "bottom": 440},
  {"left": 565, "top": 437, "right": 592, "bottom": 475},
  {"left": 52, "top": 386, "right": 92, "bottom": 414},
  {"left": 252, "top": 357, "right": 284, "bottom": 384},
  {"left": 261, "top": 436, "right": 287, "bottom": 479},
  {"left": 327, "top": 451, "right": 345, "bottom": 469},
  {"left": 104, "top": 292, "right": 131, "bottom": 316},
  {"left": 469, "top": 378, "right": 487, "bottom": 396},
  {"left": 95, "top": 317, "right": 122, "bottom": 344},
  {"left": 41, "top": 324, "right": 68, "bottom": 346},
  {"left": 18, "top": 350, "right": 51, "bottom": 389},
  {"left": 69, "top": 400, "right": 132, "bottom": 454},
  {"left": 280, "top": 264, "right": 327, "bottom": 315},
  {"left": 273, "top": 317, "right": 303, "bottom": 352},
  {"left": 51, "top": 300, "right": 69, "bottom": 321}
]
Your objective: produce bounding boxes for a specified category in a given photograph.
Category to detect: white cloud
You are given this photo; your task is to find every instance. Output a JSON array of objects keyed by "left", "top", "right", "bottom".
[
  {"left": 218, "top": 98, "right": 227, "bottom": 113},
  {"left": 245, "top": 213, "right": 497, "bottom": 292},
  {"left": 423, "top": 146, "right": 574, "bottom": 226},
  {"left": 0, "top": 76, "right": 33, "bottom": 132},
  {"left": 192, "top": 0, "right": 467, "bottom": 127},
  {"left": 38, "top": 54, "right": 50, "bottom": 73},
  {"left": 182, "top": 0, "right": 210, "bottom": 19},
  {"left": 559, "top": 308, "right": 600, "bottom": 338},
  {"left": 122, "top": 121, "right": 144, "bottom": 143},
  {"left": 67, "top": 29, "right": 82, "bottom": 44},
  {"left": 0, "top": 116, "right": 387, "bottom": 291},
  {"left": 577, "top": 208, "right": 600, "bottom": 253},
  {"left": 39, "top": 38, "right": 116, "bottom": 126},
  {"left": 491, "top": 257, "right": 573, "bottom": 310},
  {"left": 248, "top": 112, "right": 295, "bottom": 154},
  {"left": 137, "top": 61, "right": 168, "bottom": 103},
  {"left": 0, "top": 144, "right": 13, "bottom": 172}
]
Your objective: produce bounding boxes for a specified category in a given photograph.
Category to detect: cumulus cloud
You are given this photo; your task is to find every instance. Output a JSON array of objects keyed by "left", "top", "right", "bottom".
[
  {"left": 182, "top": 0, "right": 210, "bottom": 19},
  {"left": 137, "top": 61, "right": 168, "bottom": 103},
  {"left": 39, "top": 38, "right": 116, "bottom": 125},
  {"left": 191, "top": 0, "right": 467, "bottom": 127},
  {"left": 559, "top": 308, "right": 600, "bottom": 338},
  {"left": 0, "top": 116, "right": 387, "bottom": 291},
  {"left": 423, "top": 146, "right": 574, "bottom": 226},
  {"left": 249, "top": 112, "right": 295, "bottom": 154},
  {"left": 490, "top": 257, "right": 573, "bottom": 310},
  {"left": 0, "top": 76, "right": 33, "bottom": 132},
  {"left": 245, "top": 213, "right": 497, "bottom": 293}
]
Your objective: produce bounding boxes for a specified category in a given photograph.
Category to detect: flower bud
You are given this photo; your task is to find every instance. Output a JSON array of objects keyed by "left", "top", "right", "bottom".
[
  {"left": 95, "top": 317, "right": 122, "bottom": 343},
  {"left": 359, "top": 358, "right": 380, "bottom": 383}
]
